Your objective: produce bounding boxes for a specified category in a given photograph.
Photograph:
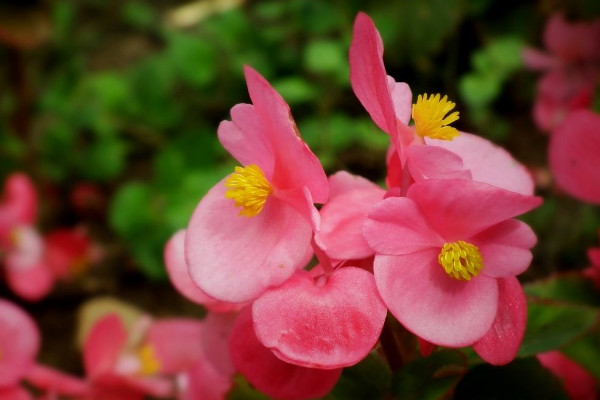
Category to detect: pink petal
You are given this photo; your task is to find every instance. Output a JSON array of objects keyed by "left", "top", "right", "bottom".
[
  {"left": 181, "top": 359, "right": 233, "bottom": 400},
  {"left": 230, "top": 308, "right": 342, "bottom": 400},
  {"left": 544, "top": 14, "right": 600, "bottom": 62},
  {"left": 317, "top": 186, "right": 384, "bottom": 260},
  {"left": 84, "top": 314, "right": 128, "bottom": 378},
  {"left": 243, "top": 66, "right": 328, "bottom": 203},
  {"left": 538, "top": 351, "right": 600, "bottom": 400},
  {"left": 201, "top": 312, "right": 237, "bottom": 377},
  {"left": 43, "top": 229, "right": 93, "bottom": 280},
  {"left": 407, "top": 179, "right": 542, "bottom": 241},
  {"left": 418, "top": 338, "right": 435, "bottom": 357},
  {"left": 406, "top": 145, "right": 472, "bottom": 182},
  {"left": 25, "top": 364, "right": 87, "bottom": 397},
  {"left": 0, "top": 300, "right": 40, "bottom": 387},
  {"left": 217, "top": 104, "right": 274, "bottom": 179},
  {"left": 472, "top": 276, "right": 527, "bottom": 365},
  {"left": 473, "top": 219, "right": 537, "bottom": 278},
  {"left": 0, "top": 387, "right": 32, "bottom": 400},
  {"left": 5, "top": 259, "right": 54, "bottom": 302},
  {"left": 328, "top": 171, "right": 382, "bottom": 199},
  {"left": 164, "top": 230, "right": 243, "bottom": 312},
  {"left": 549, "top": 110, "right": 600, "bottom": 204},
  {"left": 145, "top": 319, "right": 204, "bottom": 374},
  {"left": 522, "top": 47, "right": 556, "bottom": 70},
  {"left": 363, "top": 197, "right": 444, "bottom": 255},
  {"left": 426, "top": 132, "right": 535, "bottom": 195},
  {"left": 388, "top": 77, "right": 412, "bottom": 125},
  {"left": 253, "top": 267, "right": 387, "bottom": 369},
  {"left": 0, "top": 173, "right": 37, "bottom": 234},
  {"left": 186, "top": 179, "right": 312, "bottom": 303},
  {"left": 374, "top": 250, "right": 499, "bottom": 347}
]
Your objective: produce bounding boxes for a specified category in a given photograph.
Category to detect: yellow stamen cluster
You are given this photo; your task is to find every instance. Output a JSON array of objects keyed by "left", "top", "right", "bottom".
[
  {"left": 412, "top": 94, "right": 460, "bottom": 140},
  {"left": 136, "top": 344, "right": 160, "bottom": 376},
  {"left": 224, "top": 164, "right": 272, "bottom": 217},
  {"left": 438, "top": 240, "right": 484, "bottom": 281}
]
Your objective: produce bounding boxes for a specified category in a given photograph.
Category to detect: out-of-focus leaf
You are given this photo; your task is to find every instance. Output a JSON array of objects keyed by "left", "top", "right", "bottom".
[
  {"left": 85, "top": 73, "right": 133, "bottom": 113},
  {"left": 121, "top": 1, "right": 156, "bottom": 29},
  {"left": 393, "top": 350, "right": 467, "bottom": 400},
  {"left": 78, "top": 138, "right": 127, "bottom": 181},
  {"left": 273, "top": 77, "right": 318, "bottom": 104},
  {"left": 518, "top": 299, "right": 598, "bottom": 357},
  {"left": 459, "top": 74, "right": 500, "bottom": 109},
  {"left": 562, "top": 328, "right": 600, "bottom": 382},
  {"left": 454, "top": 358, "right": 568, "bottom": 400},
  {"left": 167, "top": 32, "right": 217, "bottom": 88},
  {"left": 524, "top": 273, "right": 600, "bottom": 307},
  {"left": 330, "top": 353, "right": 391, "bottom": 400},
  {"left": 52, "top": 2, "right": 75, "bottom": 42},
  {"left": 109, "top": 182, "right": 155, "bottom": 238},
  {"left": 304, "top": 39, "right": 348, "bottom": 80}
]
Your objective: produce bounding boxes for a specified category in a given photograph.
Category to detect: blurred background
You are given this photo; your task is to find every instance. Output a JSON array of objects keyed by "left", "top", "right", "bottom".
[{"left": 1, "top": 0, "right": 599, "bottom": 378}]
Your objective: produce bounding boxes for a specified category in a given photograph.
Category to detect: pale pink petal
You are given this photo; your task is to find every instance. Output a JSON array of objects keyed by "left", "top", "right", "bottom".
[
  {"left": 84, "top": 314, "right": 128, "bottom": 378},
  {"left": 473, "top": 220, "right": 537, "bottom": 278},
  {"left": 406, "top": 145, "right": 472, "bottom": 182},
  {"left": 328, "top": 171, "right": 382, "bottom": 199},
  {"left": 25, "top": 364, "right": 87, "bottom": 397},
  {"left": 0, "top": 300, "right": 39, "bottom": 387},
  {"left": 230, "top": 308, "right": 342, "bottom": 400},
  {"left": 538, "top": 351, "right": 599, "bottom": 400},
  {"left": 426, "top": 132, "right": 535, "bottom": 195},
  {"left": 473, "top": 276, "right": 527, "bottom": 365},
  {"left": 217, "top": 104, "right": 274, "bottom": 179},
  {"left": 349, "top": 13, "right": 397, "bottom": 136},
  {"left": 145, "top": 319, "right": 204, "bottom": 374},
  {"left": 363, "top": 197, "right": 444, "bottom": 255},
  {"left": 243, "top": 66, "right": 328, "bottom": 203},
  {"left": 374, "top": 250, "right": 499, "bottom": 347},
  {"left": 201, "top": 312, "right": 237, "bottom": 377},
  {"left": 317, "top": 187, "right": 384, "bottom": 260},
  {"left": 388, "top": 78, "right": 412, "bottom": 125},
  {"left": 0, "top": 173, "right": 37, "bottom": 233},
  {"left": 164, "top": 230, "right": 243, "bottom": 312},
  {"left": 253, "top": 267, "right": 387, "bottom": 369},
  {"left": 186, "top": 180, "right": 312, "bottom": 303},
  {"left": 5, "top": 259, "right": 54, "bottom": 302},
  {"left": 0, "top": 386, "right": 32, "bottom": 400},
  {"left": 407, "top": 179, "right": 542, "bottom": 241},
  {"left": 181, "top": 359, "right": 233, "bottom": 400},
  {"left": 549, "top": 110, "right": 600, "bottom": 204}
]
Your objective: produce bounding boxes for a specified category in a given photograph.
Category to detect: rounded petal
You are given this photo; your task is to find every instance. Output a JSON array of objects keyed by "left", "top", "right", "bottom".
[
  {"left": 145, "top": 319, "right": 204, "bottom": 374},
  {"left": 364, "top": 197, "right": 443, "bottom": 255},
  {"left": 186, "top": 180, "right": 312, "bottom": 303},
  {"left": 0, "top": 173, "right": 37, "bottom": 233},
  {"left": 253, "top": 268, "right": 387, "bottom": 369},
  {"left": 374, "top": 250, "right": 499, "bottom": 347},
  {"left": 538, "top": 351, "right": 599, "bottom": 400},
  {"left": 473, "top": 220, "right": 537, "bottom": 278},
  {"left": 84, "top": 314, "right": 128, "bottom": 378},
  {"left": 406, "top": 145, "right": 472, "bottom": 182},
  {"left": 327, "top": 171, "right": 382, "bottom": 199},
  {"left": 182, "top": 358, "right": 233, "bottom": 400},
  {"left": 5, "top": 259, "right": 54, "bottom": 302},
  {"left": 549, "top": 110, "right": 600, "bottom": 204},
  {"left": 388, "top": 78, "right": 412, "bottom": 125},
  {"left": 407, "top": 179, "right": 542, "bottom": 240},
  {"left": 230, "top": 308, "right": 342, "bottom": 400},
  {"left": 243, "top": 66, "right": 328, "bottom": 203},
  {"left": 473, "top": 276, "right": 527, "bottom": 365},
  {"left": 426, "top": 132, "right": 535, "bottom": 195},
  {"left": 0, "top": 300, "right": 40, "bottom": 387},
  {"left": 164, "top": 230, "right": 243, "bottom": 312}
]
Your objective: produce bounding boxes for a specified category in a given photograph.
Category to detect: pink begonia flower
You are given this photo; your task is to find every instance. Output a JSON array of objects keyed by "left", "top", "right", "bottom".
[
  {"left": 185, "top": 66, "right": 328, "bottom": 304},
  {"left": 523, "top": 14, "right": 600, "bottom": 132},
  {"left": 364, "top": 179, "right": 541, "bottom": 363},
  {"left": 538, "top": 351, "right": 599, "bottom": 400},
  {"left": 350, "top": 13, "right": 534, "bottom": 195},
  {"left": 230, "top": 308, "right": 342, "bottom": 400},
  {"left": 583, "top": 230, "right": 600, "bottom": 289},
  {"left": 549, "top": 110, "right": 600, "bottom": 204},
  {"left": 43, "top": 228, "right": 99, "bottom": 280},
  {"left": 165, "top": 230, "right": 244, "bottom": 312}
]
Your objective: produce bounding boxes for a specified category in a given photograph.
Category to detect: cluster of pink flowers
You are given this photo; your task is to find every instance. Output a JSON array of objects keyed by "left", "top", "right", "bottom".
[{"left": 160, "top": 12, "right": 545, "bottom": 399}]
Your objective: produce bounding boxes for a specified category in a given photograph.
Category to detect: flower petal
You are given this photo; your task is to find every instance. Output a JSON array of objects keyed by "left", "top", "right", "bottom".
[
  {"left": 0, "top": 173, "right": 37, "bottom": 234},
  {"left": 84, "top": 314, "right": 128, "bottom": 378},
  {"left": 537, "top": 351, "right": 599, "bottom": 400},
  {"left": 406, "top": 144, "right": 472, "bottom": 181},
  {"left": 145, "top": 319, "right": 204, "bottom": 374}
]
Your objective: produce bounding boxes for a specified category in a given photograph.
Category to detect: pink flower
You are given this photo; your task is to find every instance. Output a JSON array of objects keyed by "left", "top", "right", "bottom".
[
  {"left": 549, "top": 110, "right": 600, "bottom": 204},
  {"left": 43, "top": 228, "right": 99, "bottom": 280},
  {"left": 582, "top": 230, "right": 600, "bottom": 288},
  {"left": 524, "top": 14, "right": 600, "bottom": 132},
  {"left": 538, "top": 351, "right": 599, "bottom": 400},
  {"left": 363, "top": 179, "right": 541, "bottom": 364},
  {"left": 185, "top": 66, "right": 328, "bottom": 303}
]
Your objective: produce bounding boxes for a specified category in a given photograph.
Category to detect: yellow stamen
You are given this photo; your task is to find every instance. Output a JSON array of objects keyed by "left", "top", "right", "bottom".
[
  {"left": 136, "top": 344, "right": 160, "bottom": 376},
  {"left": 224, "top": 164, "right": 272, "bottom": 217},
  {"left": 438, "top": 240, "right": 484, "bottom": 281},
  {"left": 412, "top": 93, "right": 460, "bottom": 140}
]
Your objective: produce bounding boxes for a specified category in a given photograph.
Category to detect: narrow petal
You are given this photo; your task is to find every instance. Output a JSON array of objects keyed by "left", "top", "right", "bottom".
[
  {"left": 243, "top": 66, "right": 328, "bottom": 203},
  {"left": 230, "top": 308, "right": 342, "bottom": 400},
  {"left": 0, "top": 300, "right": 40, "bottom": 387},
  {"left": 538, "top": 351, "right": 599, "bottom": 400},
  {"left": 83, "top": 314, "right": 128, "bottom": 378},
  {"left": 407, "top": 179, "right": 542, "bottom": 240},
  {"left": 426, "top": 132, "right": 535, "bottom": 195},
  {"left": 388, "top": 77, "right": 413, "bottom": 125},
  {"left": 145, "top": 319, "right": 204, "bottom": 374},
  {"left": 0, "top": 173, "right": 37, "bottom": 233},
  {"left": 25, "top": 364, "right": 88, "bottom": 397},
  {"left": 363, "top": 197, "right": 443, "bottom": 255},
  {"left": 473, "top": 276, "right": 527, "bottom": 365},
  {"left": 186, "top": 180, "right": 312, "bottom": 303},
  {"left": 201, "top": 312, "right": 237, "bottom": 377},
  {"left": 549, "top": 110, "right": 600, "bottom": 204},
  {"left": 0, "top": 387, "right": 32, "bottom": 400},
  {"left": 374, "top": 250, "right": 498, "bottom": 347},
  {"left": 522, "top": 47, "right": 556, "bottom": 70},
  {"left": 252, "top": 268, "right": 387, "bottom": 369}
]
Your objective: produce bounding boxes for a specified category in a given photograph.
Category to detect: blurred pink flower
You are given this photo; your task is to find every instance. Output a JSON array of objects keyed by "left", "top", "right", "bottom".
[
  {"left": 583, "top": 230, "right": 600, "bottom": 289},
  {"left": 538, "top": 351, "right": 599, "bottom": 400},
  {"left": 364, "top": 179, "right": 541, "bottom": 364},
  {"left": 524, "top": 14, "right": 600, "bottom": 132}
]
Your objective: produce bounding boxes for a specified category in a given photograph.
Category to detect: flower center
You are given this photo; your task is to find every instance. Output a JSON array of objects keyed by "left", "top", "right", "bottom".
[
  {"left": 438, "top": 240, "right": 484, "bottom": 281},
  {"left": 224, "top": 164, "right": 272, "bottom": 217},
  {"left": 412, "top": 93, "right": 460, "bottom": 140},
  {"left": 136, "top": 344, "right": 160, "bottom": 376}
]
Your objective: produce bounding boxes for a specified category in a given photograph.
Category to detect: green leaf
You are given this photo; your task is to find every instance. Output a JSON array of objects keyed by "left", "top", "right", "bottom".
[
  {"left": 304, "top": 40, "right": 348, "bottom": 79},
  {"left": 393, "top": 350, "right": 467, "bottom": 400},
  {"left": 459, "top": 74, "right": 501, "bottom": 109},
  {"left": 330, "top": 353, "right": 391, "bottom": 400},
  {"left": 524, "top": 273, "right": 600, "bottom": 307},
  {"left": 518, "top": 298, "right": 598, "bottom": 357},
  {"left": 273, "top": 77, "right": 318, "bottom": 104},
  {"left": 454, "top": 358, "right": 568, "bottom": 400},
  {"left": 78, "top": 138, "right": 127, "bottom": 181},
  {"left": 121, "top": 1, "right": 156, "bottom": 29},
  {"left": 167, "top": 32, "right": 217, "bottom": 88},
  {"left": 561, "top": 328, "right": 600, "bottom": 382},
  {"left": 109, "top": 182, "right": 155, "bottom": 238}
]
